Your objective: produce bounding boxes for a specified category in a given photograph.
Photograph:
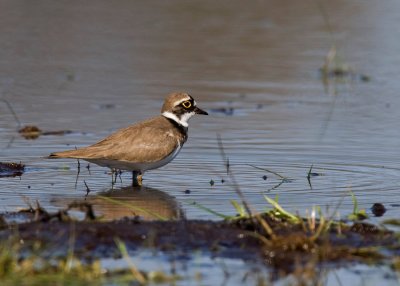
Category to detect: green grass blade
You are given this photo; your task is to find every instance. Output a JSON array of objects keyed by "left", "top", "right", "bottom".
[
  {"left": 264, "top": 195, "right": 299, "bottom": 223},
  {"left": 114, "top": 237, "right": 147, "bottom": 284},
  {"left": 189, "top": 202, "right": 232, "bottom": 219},
  {"left": 230, "top": 200, "right": 247, "bottom": 217},
  {"left": 349, "top": 190, "right": 358, "bottom": 214}
]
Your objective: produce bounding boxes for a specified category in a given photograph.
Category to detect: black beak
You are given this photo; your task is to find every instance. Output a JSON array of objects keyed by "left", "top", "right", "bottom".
[{"left": 194, "top": 106, "right": 208, "bottom": 115}]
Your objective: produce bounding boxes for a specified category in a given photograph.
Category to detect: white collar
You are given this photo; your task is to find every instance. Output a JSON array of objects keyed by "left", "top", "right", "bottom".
[{"left": 162, "top": 111, "right": 194, "bottom": 127}]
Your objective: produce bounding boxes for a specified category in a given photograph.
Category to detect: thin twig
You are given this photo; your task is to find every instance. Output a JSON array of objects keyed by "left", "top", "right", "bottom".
[
  {"left": 217, "top": 134, "right": 252, "bottom": 217},
  {"left": 0, "top": 99, "right": 21, "bottom": 129},
  {"left": 74, "top": 156, "right": 81, "bottom": 189},
  {"left": 83, "top": 180, "right": 91, "bottom": 197},
  {"left": 217, "top": 134, "right": 230, "bottom": 174},
  {"left": 217, "top": 134, "right": 276, "bottom": 239},
  {"left": 267, "top": 178, "right": 286, "bottom": 192},
  {"left": 307, "top": 164, "right": 313, "bottom": 189},
  {"left": 247, "top": 164, "right": 287, "bottom": 179}
]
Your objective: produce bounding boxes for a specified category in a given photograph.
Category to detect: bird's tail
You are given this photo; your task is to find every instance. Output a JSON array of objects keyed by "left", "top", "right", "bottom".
[{"left": 48, "top": 149, "right": 85, "bottom": 159}]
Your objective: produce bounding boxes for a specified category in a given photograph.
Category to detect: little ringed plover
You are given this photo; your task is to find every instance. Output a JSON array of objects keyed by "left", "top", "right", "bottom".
[{"left": 49, "top": 92, "right": 208, "bottom": 186}]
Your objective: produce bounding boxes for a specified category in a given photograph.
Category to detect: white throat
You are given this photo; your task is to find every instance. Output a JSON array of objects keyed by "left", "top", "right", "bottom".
[{"left": 162, "top": 111, "right": 194, "bottom": 127}]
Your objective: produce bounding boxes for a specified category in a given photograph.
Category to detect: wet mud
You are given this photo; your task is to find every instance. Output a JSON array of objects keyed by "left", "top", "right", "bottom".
[{"left": 1, "top": 205, "right": 398, "bottom": 275}]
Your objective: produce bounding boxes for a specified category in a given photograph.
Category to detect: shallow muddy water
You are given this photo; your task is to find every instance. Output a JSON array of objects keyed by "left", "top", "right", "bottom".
[{"left": 1, "top": 0, "right": 400, "bottom": 284}]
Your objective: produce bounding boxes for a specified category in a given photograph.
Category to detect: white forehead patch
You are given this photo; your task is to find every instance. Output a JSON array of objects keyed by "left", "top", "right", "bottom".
[{"left": 173, "top": 96, "right": 192, "bottom": 107}]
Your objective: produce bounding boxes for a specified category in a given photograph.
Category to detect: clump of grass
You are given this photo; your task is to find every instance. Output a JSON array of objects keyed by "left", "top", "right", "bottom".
[
  {"left": 347, "top": 190, "right": 368, "bottom": 221},
  {"left": 0, "top": 237, "right": 104, "bottom": 285},
  {"left": 264, "top": 195, "right": 300, "bottom": 224},
  {"left": 0, "top": 234, "right": 181, "bottom": 286}
]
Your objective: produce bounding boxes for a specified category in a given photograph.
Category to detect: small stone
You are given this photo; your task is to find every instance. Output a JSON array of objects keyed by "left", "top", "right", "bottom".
[
  {"left": 371, "top": 203, "right": 386, "bottom": 217},
  {"left": 184, "top": 189, "right": 191, "bottom": 194},
  {"left": 262, "top": 175, "right": 267, "bottom": 180},
  {"left": 209, "top": 179, "right": 215, "bottom": 186},
  {"left": 360, "top": 74, "right": 371, "bottom": 82}
]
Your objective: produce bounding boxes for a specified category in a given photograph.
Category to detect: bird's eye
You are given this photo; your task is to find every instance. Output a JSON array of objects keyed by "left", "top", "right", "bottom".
[{"left": 182, "top": 101, "right": 191, "bottom": 108}]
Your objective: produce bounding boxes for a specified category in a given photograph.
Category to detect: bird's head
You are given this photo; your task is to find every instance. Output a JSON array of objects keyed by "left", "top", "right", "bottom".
[{"left": 161, "top": 92, "right": 208, "bottom": 127}]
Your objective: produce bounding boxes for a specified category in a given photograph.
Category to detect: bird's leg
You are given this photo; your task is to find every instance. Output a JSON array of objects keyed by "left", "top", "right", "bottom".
[
  {"left": 118, "top": 169, "right": 123, "bottom": 185},
  {"left": 111, "top": 168, "right": 116, "bottom": 190},
  {"left": 132, "top": 171, "right": 143, "bottom": 187}
]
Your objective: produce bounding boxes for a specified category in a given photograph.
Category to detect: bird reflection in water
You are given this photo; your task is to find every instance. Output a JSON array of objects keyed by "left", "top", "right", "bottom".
[{"left": 51, "top": 186, "right": 183, "bottom": 221}]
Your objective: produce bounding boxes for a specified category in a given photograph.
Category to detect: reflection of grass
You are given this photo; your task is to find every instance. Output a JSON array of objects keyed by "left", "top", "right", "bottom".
[
  {"left": 0, "top": 235, "right": 180, "bottom": 285},
  {"left": 0, "top": 237, "right": 104, "bottom": 285}
]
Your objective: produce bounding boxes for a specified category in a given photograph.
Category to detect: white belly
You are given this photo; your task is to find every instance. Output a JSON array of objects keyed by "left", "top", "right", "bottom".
[{"left": 86, "top": 144, "right": 182, "bottom": 172}]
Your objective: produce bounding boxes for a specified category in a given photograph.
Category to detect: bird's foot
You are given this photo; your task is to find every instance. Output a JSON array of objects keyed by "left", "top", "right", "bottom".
[{"left": 132, "top": 171, "right": 143, "bottom": 187}]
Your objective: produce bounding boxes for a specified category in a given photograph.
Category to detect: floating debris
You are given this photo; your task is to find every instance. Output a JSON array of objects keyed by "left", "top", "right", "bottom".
[
  {"left": 18, "top": 125, "right": 42, "bottom": 139},
  {"left": 97, "top": 103, "right": 116, "bottom": 110},
  {"left": 371, "top": 203, "right": 386, "bottom": 217},
  {"left": 19, "top": 125, "right": 72, "bottom": 139},
  {"left": 10, "top": 201, "right": 96, "bottom": 223},
  {"left": 0, "top": 162, "right": 25, "bottom": 177},
  {"left": 320, "top": 45, "right": 371, "bottom": 83}
]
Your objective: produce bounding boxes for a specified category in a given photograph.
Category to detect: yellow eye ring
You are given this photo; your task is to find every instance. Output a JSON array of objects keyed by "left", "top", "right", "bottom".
[{"left": 182, "top": 101, "right": 191, "bottom": 108}]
